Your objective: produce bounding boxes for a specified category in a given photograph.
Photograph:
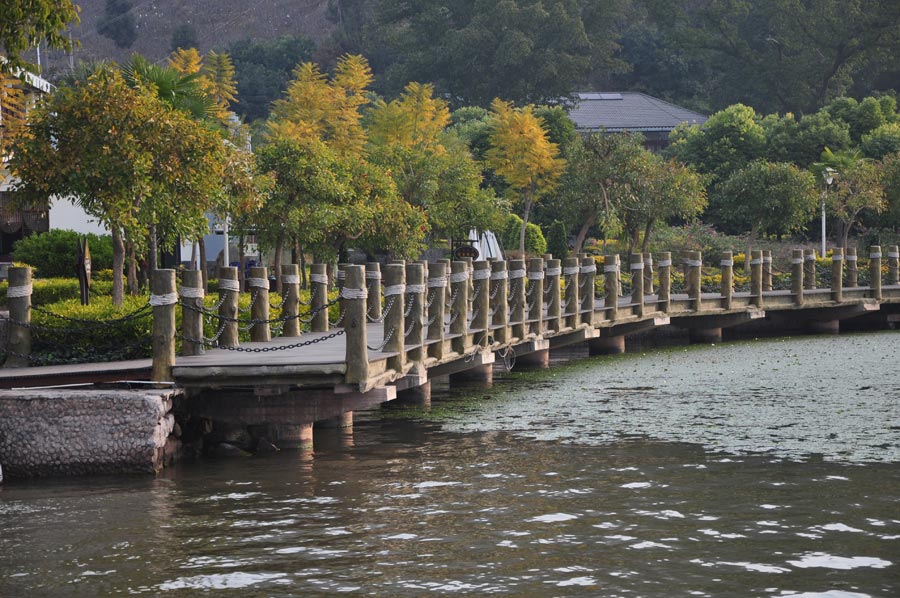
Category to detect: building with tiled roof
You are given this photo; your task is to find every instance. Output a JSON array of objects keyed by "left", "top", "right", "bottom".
[{"left": 567, "top": 92, "right": 707, "bottom": 151}]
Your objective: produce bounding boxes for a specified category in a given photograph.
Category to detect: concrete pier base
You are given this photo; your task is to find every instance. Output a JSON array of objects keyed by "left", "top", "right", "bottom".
[
  {"left": 806, "top": 319, "right": 840, "bottom": 334},
  {"left": 449, "top": 363, "right": 493, "bottom": 385},
  {"left": 588, "top": 335, "right": 625, "bottom": 355},
  {"left": 269, "top": 423, "right": 313, "bottom": 449},
  {"left": 689, "top": 327, "right": 722, "bottom": 344},
  {"left": 315, "top": 411, "right": 354, "bottom": 429},
  {"left": 516, "top": 348, "right": 550, "bottom": 369},
  {"left": 397, "top": 381, "right": 432, "bottom": 407}
]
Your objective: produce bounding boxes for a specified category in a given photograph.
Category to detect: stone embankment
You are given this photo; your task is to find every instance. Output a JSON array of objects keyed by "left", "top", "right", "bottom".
[{"left": 0, "top": 388, "right": 181, "bottom": 478}]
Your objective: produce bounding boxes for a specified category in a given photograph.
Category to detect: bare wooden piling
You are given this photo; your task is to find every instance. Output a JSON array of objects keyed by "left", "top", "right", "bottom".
[
  {"left": 217, "top": 266, "right": 240, "bottom": 348},
  {"left": 508, "top": 259, "right": 527, "bottom": 341},
  {"left": 427, "top": 261, "right": 447, "bottom": 360},
  {"left": 658, "top": 252, "right": 671, "bottom": 313},
  {"left": 831, "top": 247, "right": 843, "bottom": 302},
  {"left": 383, "top": 263, "right": 406, "bottom": 373},
  {"left": 545, "top": 258, "right": 562, "bottom": 332},
  {"left": 280, "top": 264, "right": 301, "bottom": 337},
  {"left": 630, "top": 253, "right": 644, "bottom": 317},
  {"left": 310, "top": 263, "right": 329, "bottom": 333},
  {"left": 527, "top": 258, "right": 544, "bottom": 337},
  {"left": 248, "top": 266, "right": 271, "bottom": 343},
  {"left": 846, "top": 247, "right": 858, "bottom": 287},
  {"left": 720, "top": 251, "right": 733, "bottom": 310},
  {"left": 491, "top": 260, "right": 509, "bottom": 344},
  {"left": 343, "top": 265, "right": 368, "bottom": 388},
  {"left": 869, "top": 245, "right": 882, "bottom": 300},
  {"left": 791, "top": 249, "right": 804, "bottom": 306},
  {"left": 4, "top": 266, "right": 32, "bottom": 368},
  {"left": 181, "top": 270, "right": 205, "bottom": 356},
  {"left": 151, "top": 269, "right": 177, "bottom": 383},
  {"left": 366, "top": 262, "right": 383, "bottom": 322},
  {"left": 750, "top": 250, "right": 763, "bottom": 308}
]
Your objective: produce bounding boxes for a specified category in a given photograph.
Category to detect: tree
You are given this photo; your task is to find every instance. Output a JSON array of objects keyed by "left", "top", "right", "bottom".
[
  {"left": 818, "top": 148, "right": 886, "bottom": 248},
  {"left": 861, "top": 123, "right": 900, "bottom": 160},
  {"left": 170, "top": 24, "right": 197, "bottom": 52},
  {"left": 486, "top": 99, "right": 565, "bottom": 254},
  {"left": 97, "top": 0, "right": 137, "bottom": 49},
  {"left": 0, "top": 0, "right": 79, "bottom": 75},
  {"left": 762, "top": 111, "right": 852, "bottom": 168},
  {"left": 10, "top": 68, "right": 229, "bottom": 305},
  {"left": 715, "top": 160, "right": 817, "bottom": 259}
]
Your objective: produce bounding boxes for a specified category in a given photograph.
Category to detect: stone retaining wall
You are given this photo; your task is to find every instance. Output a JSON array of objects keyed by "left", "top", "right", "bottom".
[{"left": 0, "top": 388, "right": 182, "bottom": 478}]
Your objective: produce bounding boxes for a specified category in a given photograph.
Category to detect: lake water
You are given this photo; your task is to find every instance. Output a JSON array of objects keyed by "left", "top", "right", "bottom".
[{"left": 1, "top": 332, "right": 898, "bottom": 597}]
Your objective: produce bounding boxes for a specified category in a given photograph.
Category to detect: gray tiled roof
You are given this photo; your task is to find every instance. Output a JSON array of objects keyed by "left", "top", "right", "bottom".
[{"left": 568, "top": 92, "right": 707, "bottom": 132}]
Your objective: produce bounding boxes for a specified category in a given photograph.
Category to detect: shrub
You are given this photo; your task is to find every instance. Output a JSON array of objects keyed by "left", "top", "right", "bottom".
[
  {"left": 498, "top": 214, "right": 547, "bottom": 255},
  {"left": 0, "top": 278, "right": 115, "bottom": 306},
  {"left": 546, "top": 220, "right": 569, "bottom": 259},
  {"left": 12, "top": 229, "right": 114, "bottom": 278}
]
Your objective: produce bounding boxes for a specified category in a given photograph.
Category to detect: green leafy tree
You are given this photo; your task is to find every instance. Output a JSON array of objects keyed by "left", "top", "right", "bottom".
[
  {"left": 486, "top": 99, "right": 565, "bottom": 254},
  {"left": 97, "top": 0, "right": 137, "bottom": 49},
  {"left": 818, "top": 148, "right": 886, "bottom": 248},
  {"left": 861, "top": 123, "right": 900, "bottom": 160},
  {"left": 12, "top": 229, "right": 114, "bottom": 277},
  {"left": 545, "top": 220, "right": 570, "bottom": 259},
  {"left": 0, "top": 0, "right": 79, "bottom": 75},
  {"left": 762, "top": 111, "right": 852, "bottom": 168}
]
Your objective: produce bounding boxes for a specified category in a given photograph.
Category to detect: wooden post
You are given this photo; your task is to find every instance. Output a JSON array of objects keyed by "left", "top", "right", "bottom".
[
  {"left": 563, "top": 256, "right": 580, "bottom": 329},
  {"left": 336, "top": 263, "right": 348, "bottom": 291},
  {"left": 281, "top": 264, "right": 301, "bottom": 337},
  {"left": 681, "top": 250, "right": 691, "bottom": 296},
  {"left": 472, "top": 260, "right": 491, "bottom": 347},
  {"left": 804, "top": 249, "right": 817, "bottom": 290},
  {"left": 527, "top": 257, "right": 544, "bottom": 337},
  {"left": 438, "top": 258, "right": 452, "bottom": 305},
  {"left": 750, "top": 250, "right": 763, "bottom": 308},
  {"left": 508, "top": 259, "right": 527, "bottom": 341},
  {"left": 4, "top": 266, "right": 32, "bottom": 367},
  {"left": 406, "top": 263, "right": 426, "bottom": 363},
  {"left": 217, "top": 266, "right": 240, "bottom": 348},
  {"left": 580, "top": 256, "right": 596, "bottom": 326},
  {"left": 869, "top": 245, "right": 882, "bottom": 300},
  {"left": 248, "top": 266, "right": 271, "bottom": 343},
  {"left": 762, "top": 250, "right": 773, "bottom": 292},
  {"left": 846, "top": 247, "right": 858, "bottom": 287},
  {"left": 181, "top": 270, "right": 205, "bottom": 356},
  {"left": 491, "top": 260, "right": 509, "bottom": 344},
  {"left": 151, "top": 269, "right": 177, "bottom": 383},
  {"left": 791, "top": 249, "right": 804, "bottom": 306},
  {"left": 427, "top": 261, "right": 447, "bottom": 360},
  {"left": 603, "top": 254, "right": 619, "bottom": 321},
  {"left": 545, "top": 258, "right": 562, "bottom": 332},
  {"left": 366, "top": 262, "right": 382, "bottom": 322},
  {"left": 687, "top": 251, "right": 702, "bottom": 311},
  {"left": 720, "top": 251, "right": 733, "bottom": 310},
  {"left": 643, "top": 252, "right": 654, "bottom": 295},
  {"left": 343, "top": 265, "right": 369, "bottom": 388},
  {"left": 658, "top": 252, "right": 671, "bottom": 313},
  {"left": 310, "top": 263, "right": 329, "bottom": 333},
  {"left": 383, "top": 263, "right": 406, "bottom": 373},
  {"left": 888, "top": 245, "right": 899, "bottom": 285},
  {"left": 831, "top": 247, "right": 843, "bottom": 302},
  {"left": 630, "top": 253, "right": 644, "bottom": 317},
  {"left": 450, "top": 261, "right": 470, "bottom": 354}
]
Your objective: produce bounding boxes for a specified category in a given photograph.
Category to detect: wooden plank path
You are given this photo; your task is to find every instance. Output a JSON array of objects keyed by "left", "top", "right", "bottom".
[{"left": 2, "top": 247, "right": 898, "bottom": 393}]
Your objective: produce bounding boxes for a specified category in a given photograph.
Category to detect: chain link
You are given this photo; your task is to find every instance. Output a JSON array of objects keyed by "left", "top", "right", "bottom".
[
  {"left": 367, "top": 295, "right": 396, "bottom": 324},
  {"left": 182, "top": 329, "right": 346, "bottom": 352},
  {"left": 367, "top": 326, "right": 395, "bottom": 352}
]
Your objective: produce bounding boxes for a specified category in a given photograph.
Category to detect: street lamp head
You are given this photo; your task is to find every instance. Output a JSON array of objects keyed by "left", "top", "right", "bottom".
[{"left": 823, "top": 167, "right": 836, "bottom": 186}]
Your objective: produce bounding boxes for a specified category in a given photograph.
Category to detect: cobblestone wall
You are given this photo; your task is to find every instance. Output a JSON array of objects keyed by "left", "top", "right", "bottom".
[{"left": 0, "top": 388, "right": 182, "bottom": 478}]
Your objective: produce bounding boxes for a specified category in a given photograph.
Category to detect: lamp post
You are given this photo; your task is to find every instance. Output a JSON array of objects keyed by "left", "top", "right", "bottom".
[{"left": 821, "top": 167, "right": 835, "bottom": 257}]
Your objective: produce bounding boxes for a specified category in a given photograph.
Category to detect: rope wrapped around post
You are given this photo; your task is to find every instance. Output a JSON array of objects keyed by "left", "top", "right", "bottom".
[
  {"left": 405, "top": 262, "right": 426, "bottom": 365},
  {"left": 383, "top": 264, "right": 406, "bottom": 373},
  {"left": 791, "top": 249, "right": 805, "bottom": 306},
  {"left": 491, "top": 260, "right": 509, "bottom": 344},
  {"left": 151, "top": 269, "right": 177, "bottom": 384},
  {"left": 720, "top": 251, "right": 733, "bottom": 310},
  {"left": 869, "top": 246, "right": 882, "bottom": 300},
  {"left": 281, "top": 265, "right": 301, "bottom": 337},
  {"left": 527, "top": 257, "right": 544, "bottom": 337},
  {"left": 3, "top": 266, "right": 32, "bottom": 368},
  {"left": 509, "top": 259, "right": 527, "bottom": 340},
  {"left": 545, "top": 259, "right": 562, "bottom": 333},
  {"left": 563, "top": 257, "right": 580, "bottom": 328},
  {"left": 181, "top": 270, "right": 205, "bottom": 356},
  {"left": 657, "top": 252, "right": 671, "bottom": 313},
  {"left": 846, "top": 247, "right": 858, "bottom": 288},
  {"left": 579, "top": 256, "right": 596, "bottom": 326},
  {"left": 603, "top": 254, "right": 619, "bottom": 321},
  {"left": 310, "top": 264, "right": 329, "bottom": 332},
  {"left": 248, "top": 267, "right": 271, "bottom": 342},
  {"left": 471, "top": 261, "right": 491, "bottom": 347},
  {"left": 342, "top": 265, "right": 369, "bottom": 389},
  {"left": 427, "top": 262, "right": 447, "bottom": 360},
  {"left": 450, "top": 261, "right": 471, "bottom": 354},
  {"left": 630, "top": 253, "right": 644, "bottom": 317},
  {"left": 831, "top": 248, "right": 844, "bottom": 302},
  {"left": 750, "top": 251, "right": 764, "bottom": 308},
  {"left": 804, "top": 249, "right": 817, "bottom": 290},
  {"left": 217, "top": 266, "right": 240, "bottom": 348}
]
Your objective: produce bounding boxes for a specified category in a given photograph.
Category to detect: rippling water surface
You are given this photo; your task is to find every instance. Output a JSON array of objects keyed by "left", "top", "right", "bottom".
[{"left": 1, "top": 332, "right": 898, "bottom": 597}]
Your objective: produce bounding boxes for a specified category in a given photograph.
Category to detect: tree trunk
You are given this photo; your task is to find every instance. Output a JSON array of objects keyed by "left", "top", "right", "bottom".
[
  {"left": 198, "top": 236, "right": 208, "bottom": 292},
  {"left": 111, "top": 227, "right": 125, "bottom": 307},
  {"left": 238, "top": 234, "right": 246, "bottom": 290},
  {"left": 745, "top": 223, "right": 758, "bottom": 275},
  {"left": 273, "top": 232, "right": 285, "bottom": 294},
  {"left": 148, "top": 223, "right": 158, "bottom": 271},
  {"left": 518, "top": 188, "right": 535, "bottom": 255},
  {"left": 299, "top": 242, "right": 308, "bottom": 289},
  {"left": 841, "top": 219, "right": 852, "bottom": 249},
  {"left": 572, "top": 212, "right": 597, "bottom": 254},
  {"left": 126, "top": 240, "right": 138, "bottom": 295},
  {"left": 190, "top": 241, "right": 198, "bottom": 269},
  {"left": 641, "top": 220, "right": 654, "bottom": 253}
]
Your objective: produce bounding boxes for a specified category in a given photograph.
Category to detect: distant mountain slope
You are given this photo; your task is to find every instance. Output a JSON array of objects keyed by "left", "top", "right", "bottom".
[{"left": 37, "top": 0, "right": 333, "bottom": 76}]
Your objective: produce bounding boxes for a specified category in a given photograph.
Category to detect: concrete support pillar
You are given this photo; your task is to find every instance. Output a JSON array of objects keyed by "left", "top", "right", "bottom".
[
  {"left": 689, "top": 327, "right": 722, "bottom": 344},
  {"left": 588, "top": 335, "right": 625, "bottom": 355},
  {"left": 450, "top": 363, "right": 493, "bottom": 385},
  {"left": 807, "top": 320, "right": 840, "bottom": 334},
  {"left": 545, "top": 258, "right": 562, "bottom": 332},
  {"left": 398, "top": 380, "right": 432, "bottom": 407},
  {"left": 315, "top": 411, "right": 354, "bottom": 429},
  {"left": 869, "top": 245, "right": 882, "bottom": 300},
  {"left": 516, "top": 348, "right": 549, "bottom": 369},
  {"left": 218, "top": 266, "right": 240, "bottom": 347},
  {"left": 270, "top": 423, "right": 314, "bottom": 449},
  {"left": 750, "top": 250, "right": 764, "bottom": 308},
  {"left": 846, "top": 247, "right": 858, "bottom": 287},
  {"left": 281, "top": 264, "right": 301, "bottom": 337}
]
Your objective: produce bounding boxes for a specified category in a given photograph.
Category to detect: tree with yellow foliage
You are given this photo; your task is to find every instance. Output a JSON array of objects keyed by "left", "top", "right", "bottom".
[
  {"left": 486, "top": 98, "right": 565, "bottom": 254},
  {"left": 168, "top": 47, "right": 238, "bottom": 122}
]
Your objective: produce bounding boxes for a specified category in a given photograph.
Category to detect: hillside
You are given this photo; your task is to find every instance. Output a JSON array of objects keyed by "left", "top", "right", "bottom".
[{"left": 36, "top": 0, "right": 333, "bottom": 77}]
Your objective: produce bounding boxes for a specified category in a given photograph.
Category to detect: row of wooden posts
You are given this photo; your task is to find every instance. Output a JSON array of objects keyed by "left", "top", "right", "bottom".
[{"left": 3, "top": 244, "right": 897, "bottom": 385}]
